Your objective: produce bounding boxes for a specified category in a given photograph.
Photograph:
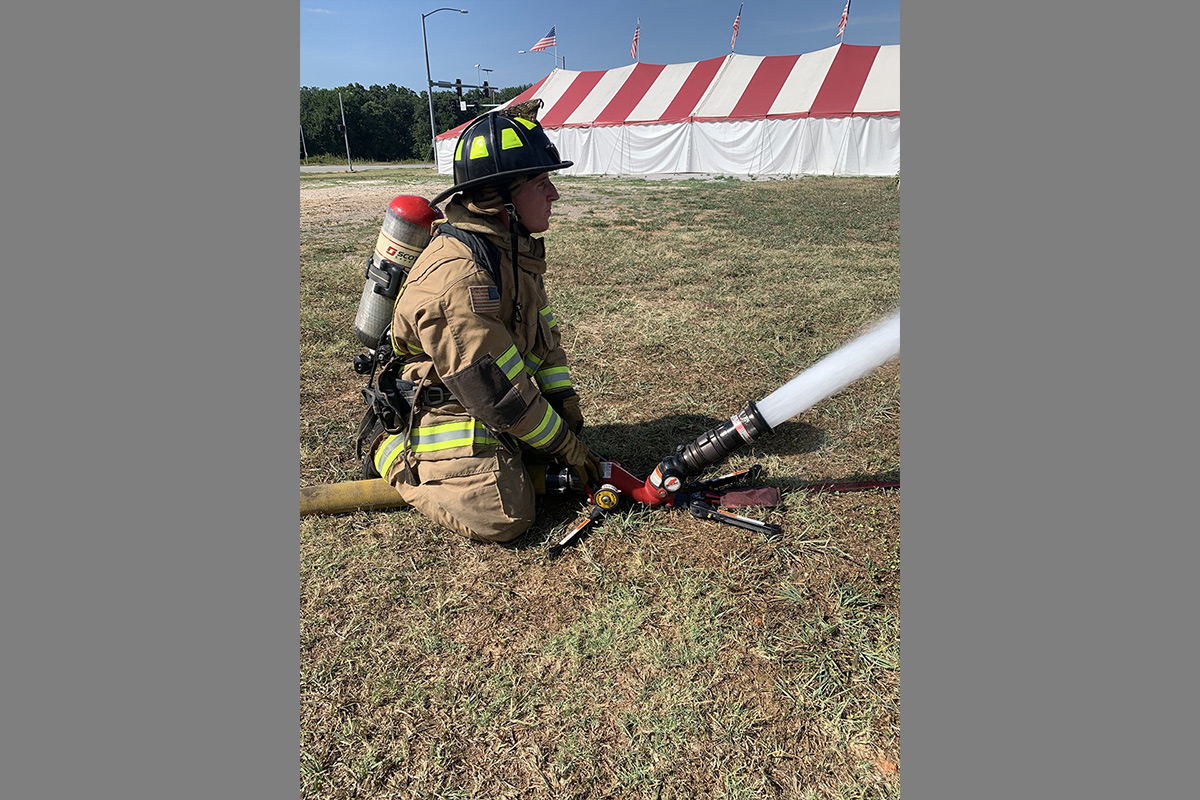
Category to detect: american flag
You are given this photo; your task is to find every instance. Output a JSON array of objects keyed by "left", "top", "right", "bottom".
[
  {"left": 468, "top": 285, "right": 501, "bottom": 315},
  {"left": 530, "top": 26, "right": 556, "bottom": 52},
  {"left": 631, "top": 20, "right": 640, "bottom": 60},
  {"left": 837, "top": 1, "right": 851, "bottom": 39},
  {"left": 731, "top": 4, "right": 742, "bottom": 52}
]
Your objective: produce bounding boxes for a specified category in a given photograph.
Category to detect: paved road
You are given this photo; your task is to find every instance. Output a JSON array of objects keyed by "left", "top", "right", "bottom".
[
  {"left": 301, "top": 164, "right": 780, "bottom": 182},
  {"left": 300, "top": 163, "right": 435, "bottom": 173}
]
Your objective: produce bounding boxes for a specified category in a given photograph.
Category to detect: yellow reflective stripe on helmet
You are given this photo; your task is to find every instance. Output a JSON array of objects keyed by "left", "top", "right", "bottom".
[
  {"left": 517, "top": 405, "right": 564, "bottom": 450},
  {"left": 375, "top": 421, "right": 499, "bottom": 474},
  {"left": 524, "top": 352, "right": 544, "bottom": 376},
  {"left": 539, "top": 305, "right": 558, "bottom": 329},
  {"left": 514, "top": 117, "right": 537, "bottom": 131},
  {"left": 497, "top": 344, "right": 524, "bottom": 382},
  {"left": 468, "top": 135, "right": 490, "bottom": 160},
  {"left": 536, "top": 365, "right": 572, "bottom": 392},
  {"left": 455, "top": 138, "right": 465, "bottom": 161},
  {"left": 500, "top": 128, "right": 524, "bottom": 150}
]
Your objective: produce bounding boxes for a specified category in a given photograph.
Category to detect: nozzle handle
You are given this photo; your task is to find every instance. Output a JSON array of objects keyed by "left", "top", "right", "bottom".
[
  {"left": 548, "top": 507, "right": 605, "bottom": 558},
  {"left": 689, "top": 499, "right": 782, "bottom": 538}
]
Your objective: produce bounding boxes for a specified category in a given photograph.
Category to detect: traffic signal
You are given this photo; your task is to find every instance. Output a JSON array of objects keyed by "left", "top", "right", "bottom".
[
  {"left": 482, "top": 80, "right": 490, "bottom": 99},
  {"left": 454, "top": 79, "right": 462, "bottom": 99}
]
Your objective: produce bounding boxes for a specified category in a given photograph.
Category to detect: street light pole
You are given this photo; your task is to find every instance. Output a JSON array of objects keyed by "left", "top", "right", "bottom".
[
  {"left": 422, "top": 7, "right": 468, "bottom": 165},
  {"left": 338, "top": 91, "right": 353, "bottom": 172},
  {"left": 518, "top": 49, "right": 566, "bottom": 70}
]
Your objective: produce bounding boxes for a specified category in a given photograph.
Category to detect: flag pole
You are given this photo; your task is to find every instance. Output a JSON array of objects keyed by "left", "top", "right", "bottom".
[
  {"left": 837, "top": 0, "right": 852, "bottom": 44},
  {"left": 731, "top": 4, "right": 743, "bottom": 54}
]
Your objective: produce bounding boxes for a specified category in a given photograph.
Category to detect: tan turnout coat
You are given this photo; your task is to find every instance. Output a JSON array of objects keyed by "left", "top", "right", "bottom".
[{"left": 371, "top": 198, "right": 576, "bottom": 541}]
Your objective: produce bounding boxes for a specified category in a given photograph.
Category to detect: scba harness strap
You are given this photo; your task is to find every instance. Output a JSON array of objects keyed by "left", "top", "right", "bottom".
[{"left": 434, "top": 223, "right": 518, "bottom": 327}]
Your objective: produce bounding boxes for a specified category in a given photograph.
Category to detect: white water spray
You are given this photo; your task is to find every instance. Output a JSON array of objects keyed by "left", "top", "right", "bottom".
[
  {"left": 755, "top": 311, "right": 899, "bottom": 429},
  {"left": 644, "top": 310, "right": 900, "bottom": 492}
]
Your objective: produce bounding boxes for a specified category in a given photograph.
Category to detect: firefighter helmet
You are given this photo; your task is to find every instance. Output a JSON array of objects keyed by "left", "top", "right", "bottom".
[{"left": 431, "top": 102, "right": 571, "bottom": 205}]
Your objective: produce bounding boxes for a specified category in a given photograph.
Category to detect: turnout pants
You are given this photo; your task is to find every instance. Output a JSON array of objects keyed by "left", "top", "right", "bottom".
[{"left": 387, "top": 446, "right": 537, "bottom": 543}]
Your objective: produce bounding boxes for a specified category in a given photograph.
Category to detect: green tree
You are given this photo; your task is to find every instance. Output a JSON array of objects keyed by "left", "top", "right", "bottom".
[
  {"left": 301, "top": 82, "right": 534, "bottom": 162},
  {"left": 300, "top": 87, "right": 342, "bottom": 156}
]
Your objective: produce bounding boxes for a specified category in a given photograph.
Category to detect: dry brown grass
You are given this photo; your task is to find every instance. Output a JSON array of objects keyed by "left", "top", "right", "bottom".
[{"left": 301, "top": 169, "right": 899, "bottom": 799}]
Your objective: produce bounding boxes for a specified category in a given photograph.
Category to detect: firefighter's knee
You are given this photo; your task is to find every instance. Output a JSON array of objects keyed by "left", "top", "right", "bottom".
[
  {"left": 479, "top": 511, "right": 535, "bottom": 543},
  {"left": 397, "top": 448, "right": 536, "bottom": 543}
]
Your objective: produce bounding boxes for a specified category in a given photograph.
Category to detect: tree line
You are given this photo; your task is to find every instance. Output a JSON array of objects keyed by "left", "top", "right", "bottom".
[{"left": 300, "top": 83, "right": 530, "bottom": 163}]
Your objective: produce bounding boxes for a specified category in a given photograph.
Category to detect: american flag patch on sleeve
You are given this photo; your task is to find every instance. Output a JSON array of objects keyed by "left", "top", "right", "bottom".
[{"left": 468, "top": 285, "right": 501, "bottom": 315}]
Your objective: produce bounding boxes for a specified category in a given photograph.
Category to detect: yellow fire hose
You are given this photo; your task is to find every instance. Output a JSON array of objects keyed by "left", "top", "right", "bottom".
[
  {"left": 300, "top": 469, "right": 550, "bottom": 518},
  {"left": 300, "top": 478, "right": 407, "bottom": 517}
]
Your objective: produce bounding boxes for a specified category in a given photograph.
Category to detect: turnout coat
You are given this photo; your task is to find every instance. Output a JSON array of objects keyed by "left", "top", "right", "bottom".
[{"left": 371, "top": 198, "right": 578, "bottom": 538}]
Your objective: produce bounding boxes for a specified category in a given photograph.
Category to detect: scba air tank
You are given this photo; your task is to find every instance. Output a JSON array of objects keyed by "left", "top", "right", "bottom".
[{"left": 353, "top": 195, "right": 443, "bottom": 349}]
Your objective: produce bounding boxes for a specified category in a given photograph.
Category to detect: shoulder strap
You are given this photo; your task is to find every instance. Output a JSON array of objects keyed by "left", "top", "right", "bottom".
[{"left": 435, "top": 224, "right": 504, "bottom": 296}]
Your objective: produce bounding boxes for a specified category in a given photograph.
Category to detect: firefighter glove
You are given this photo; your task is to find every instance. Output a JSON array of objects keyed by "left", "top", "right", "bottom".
[
  {"left": 558, "top": 395, "right": 585, "bottom": 434},
  {"left": 551, "top": 431, "right": 602, "bottom": 486}
]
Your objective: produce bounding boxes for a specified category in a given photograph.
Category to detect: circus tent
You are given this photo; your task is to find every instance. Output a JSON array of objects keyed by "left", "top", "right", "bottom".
[{"left": 435, "top": 43, "right": 898, "bottom": 178}]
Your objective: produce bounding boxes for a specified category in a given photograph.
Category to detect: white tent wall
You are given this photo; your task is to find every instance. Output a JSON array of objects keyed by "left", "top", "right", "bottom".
[
  {"left": 436, "top": 116, "right": 898, "bottom": 177},
  {"left": 849, "top": 116, "right": 901, "bottom": 175},
  {"left": 555, "top": 123, "right": 695, "bottom": 175}
]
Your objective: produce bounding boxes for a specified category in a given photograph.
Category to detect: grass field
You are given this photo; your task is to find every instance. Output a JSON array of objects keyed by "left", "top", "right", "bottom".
[{"left": 300, "top": 168, "right": 900, "bottom": 799}]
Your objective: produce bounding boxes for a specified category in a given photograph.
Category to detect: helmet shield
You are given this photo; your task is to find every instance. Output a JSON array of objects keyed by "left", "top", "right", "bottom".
[{"left": 432, "top": 102, "right": 571, "bottom": 205}]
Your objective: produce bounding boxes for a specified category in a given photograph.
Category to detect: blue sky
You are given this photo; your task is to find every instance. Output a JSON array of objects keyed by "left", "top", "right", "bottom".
[{"left": 301, "top": 0, "right": 899, "bottom": 90}]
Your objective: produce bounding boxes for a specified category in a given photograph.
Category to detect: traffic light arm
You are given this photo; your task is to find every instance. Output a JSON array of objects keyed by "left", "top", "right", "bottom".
[{"left": 432, "top": 80, "right": 491, "bottom": 92}]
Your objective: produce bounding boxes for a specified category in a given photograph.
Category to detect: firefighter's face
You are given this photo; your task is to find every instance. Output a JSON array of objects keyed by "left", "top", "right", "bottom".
[{"left": 512, "top": 172, "right": 559, "bottom": 233}]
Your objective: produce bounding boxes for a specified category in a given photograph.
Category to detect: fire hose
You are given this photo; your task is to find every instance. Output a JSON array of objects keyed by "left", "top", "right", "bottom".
[{"left": 299, "top": 464, "right": 896, "bottom": 557}]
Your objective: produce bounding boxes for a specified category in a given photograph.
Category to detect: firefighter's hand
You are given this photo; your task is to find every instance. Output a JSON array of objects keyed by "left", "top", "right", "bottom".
[
  {"left": 552, "top": 432, "right": 602, "bottom": 486},
  {"left": 559, "top": 395, "right": 585, "bottom": 434}
]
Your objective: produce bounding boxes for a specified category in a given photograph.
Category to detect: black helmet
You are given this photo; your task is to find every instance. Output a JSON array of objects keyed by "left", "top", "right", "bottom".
[{"left": 431, "top": 102, "right": 572, "bottom": 205}]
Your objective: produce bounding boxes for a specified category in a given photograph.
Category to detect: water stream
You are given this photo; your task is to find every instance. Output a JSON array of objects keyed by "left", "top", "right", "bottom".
[{"left": 755, "top": 311, "right": 900, "bottom": 429}]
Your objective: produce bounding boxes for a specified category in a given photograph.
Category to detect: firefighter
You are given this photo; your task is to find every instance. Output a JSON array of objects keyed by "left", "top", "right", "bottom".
[{"left": 368, "top": 104, "right": 601, "bottom": 543}]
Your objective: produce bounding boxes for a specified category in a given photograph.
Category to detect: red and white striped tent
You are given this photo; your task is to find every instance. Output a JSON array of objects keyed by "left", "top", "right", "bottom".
[{"left": 436, "top": 43, "right": 898, "bottom": 178}]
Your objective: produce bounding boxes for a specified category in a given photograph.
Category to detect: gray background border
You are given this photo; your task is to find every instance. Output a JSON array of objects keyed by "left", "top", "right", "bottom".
[{"left": 2, "top": 1, "right": 1195, "bottom": 798}]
